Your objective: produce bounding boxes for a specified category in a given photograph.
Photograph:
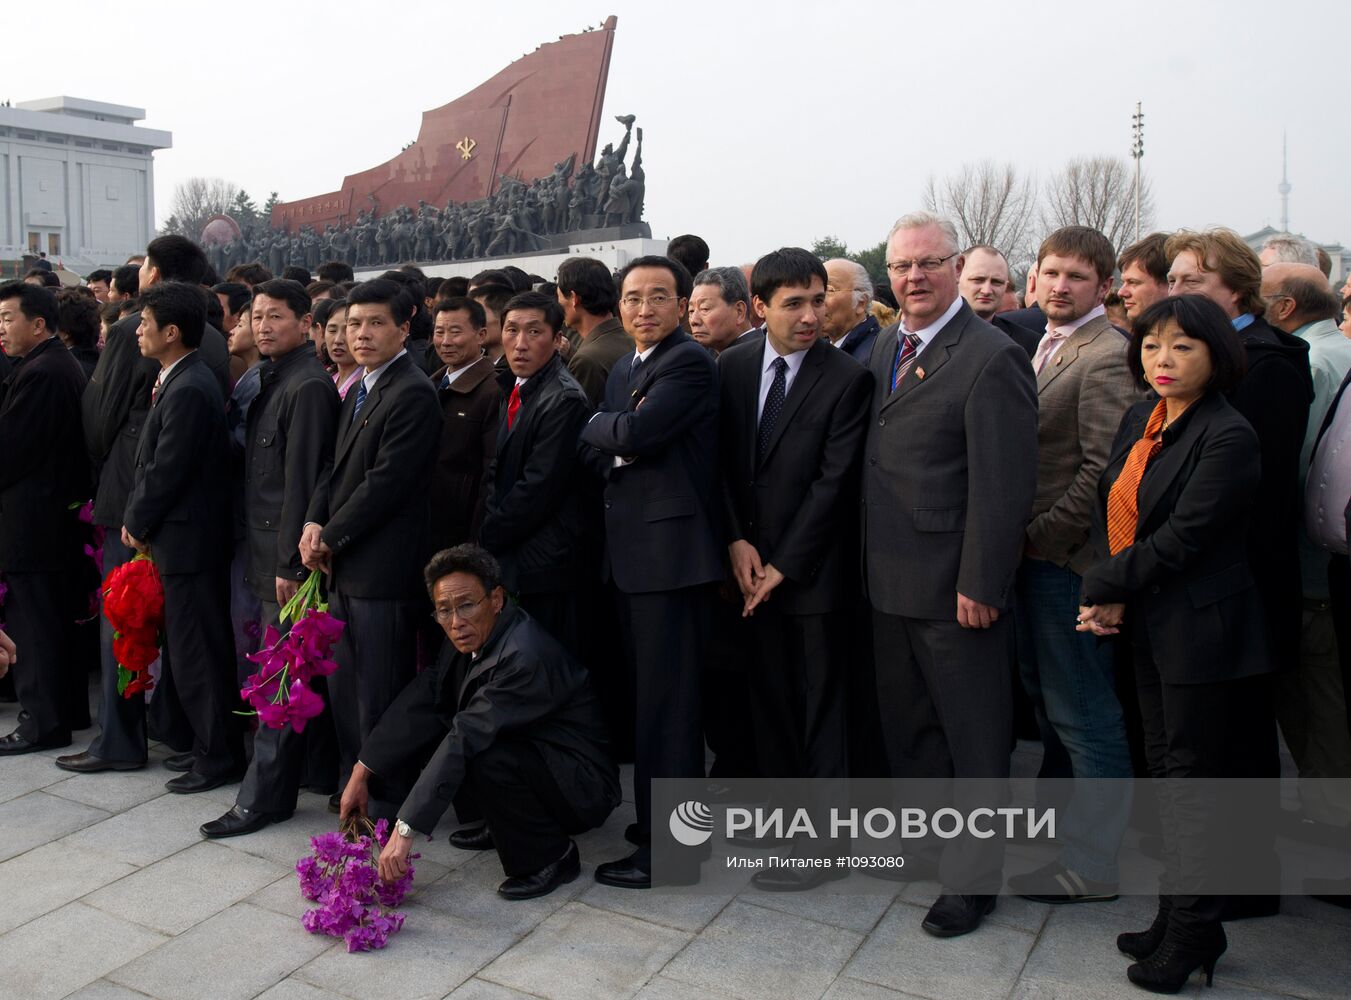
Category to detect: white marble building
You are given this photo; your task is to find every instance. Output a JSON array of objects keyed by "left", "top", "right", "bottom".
[{"left": 0, "top": 96, "right": 171, "bottom": 273}]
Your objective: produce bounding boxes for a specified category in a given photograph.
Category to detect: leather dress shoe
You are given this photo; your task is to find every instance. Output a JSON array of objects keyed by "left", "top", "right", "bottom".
[
  {"left": 921, "top": 893, "right": 996, "bottom": 938},
  {"left": 498, "top": 841, "right": 580, "bottom": 900},
  {"left": 166, "top": 770, "right": 239, "bottom": 794},
  {"left": 0, "top": 730, "right": 69, "bottom": 755},
  {"left": 200, "top": 805, "right": 293, "bottom": 839},
  {"left": 163, "top": 751, "right": 195, "bottom": 772},
  {"left": 449, "top": 824, "right": 495, "bottom": 851},
  {"left": 594, "top": 851, "right": 651, "bottom": 889},
  {"left": 55, "top": 751, "right": 145, "bottom": 773},
  {"left": 751, "top": 864, "right": 849, "bottom": 892}
]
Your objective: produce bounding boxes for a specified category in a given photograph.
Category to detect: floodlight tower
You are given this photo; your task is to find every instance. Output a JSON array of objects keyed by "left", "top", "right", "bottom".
[
  {"left": 1278, "top": 131, "right": 1291, "bottom": 233},
  {"left": 1130, "top": 102, "right": 1145, "bottom": 243}
]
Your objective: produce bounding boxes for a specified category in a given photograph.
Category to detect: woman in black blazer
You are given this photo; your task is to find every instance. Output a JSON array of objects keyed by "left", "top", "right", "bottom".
[{"left": 1077, "top": 295, "right": 1276, "bottom": 994}]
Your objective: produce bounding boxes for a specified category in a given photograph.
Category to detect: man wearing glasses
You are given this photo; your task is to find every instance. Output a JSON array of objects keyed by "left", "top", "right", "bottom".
[
  {"left": 580, "top": 255, "right": 721, "bottom": 889},
  {"left": 862, "top": 212, "right": 1037, "bottom": 937},
  {"left": 339, "top": 544, "right": 619, "bottom": 900}
]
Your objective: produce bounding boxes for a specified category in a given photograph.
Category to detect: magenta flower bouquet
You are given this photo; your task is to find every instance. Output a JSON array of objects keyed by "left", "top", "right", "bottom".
[
  {"left": 296, "top": 817, "right": 416, "bottom": 951},
  {"left": 239, "top": 570, "right": 344, "bottom": 731}
]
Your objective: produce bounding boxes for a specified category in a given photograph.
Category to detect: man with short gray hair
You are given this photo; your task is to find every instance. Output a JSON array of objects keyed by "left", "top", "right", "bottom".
[
  {"left": 862, "top": 210, "right": 1038, "bottom": 937},
  {"left": 1260, "top": 233, "right": 1319, "bottom": 268},
  {"left": 822, "top": 258, "right": 878, "bottom": 363},
  {"left": 689, "top": 266, "right": 756, "bottom": 354}
]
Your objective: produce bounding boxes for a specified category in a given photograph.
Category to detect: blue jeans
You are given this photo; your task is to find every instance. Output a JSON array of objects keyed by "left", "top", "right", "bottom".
[{"left": 1018, "top": 558, "right": 1133, "bottom": 883}]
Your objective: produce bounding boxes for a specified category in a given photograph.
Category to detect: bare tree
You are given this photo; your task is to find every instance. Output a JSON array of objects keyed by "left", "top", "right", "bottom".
[
  {"left": 1040, "top": 156, "right": 1155, "bottom": 252},
  {"left": 162, "top": 177, "right": 242, "bottom": 239},
  {"left": 922, "top": 160, "right": 1038, "bottom": 264}
]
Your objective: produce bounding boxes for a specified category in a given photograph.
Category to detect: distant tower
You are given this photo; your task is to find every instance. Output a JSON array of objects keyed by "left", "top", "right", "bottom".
[{"left": 1278, "top": 131, "right": 1291, "bottom": 233}]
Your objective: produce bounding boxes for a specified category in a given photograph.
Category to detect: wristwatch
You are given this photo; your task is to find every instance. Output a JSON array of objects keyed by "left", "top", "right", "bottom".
[{"left": 395, "top": 819, "right": 413, "bottom": 839}]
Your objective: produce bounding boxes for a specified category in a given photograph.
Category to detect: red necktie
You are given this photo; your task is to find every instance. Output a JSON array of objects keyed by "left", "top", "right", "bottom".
[{"left": 507, "top": 383, "right": 521, "bottom": 429}]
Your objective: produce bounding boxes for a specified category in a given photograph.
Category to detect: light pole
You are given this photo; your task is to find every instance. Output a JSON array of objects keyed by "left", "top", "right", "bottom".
[{"left": 1130, "top": 102, "right": 1145, "bottom": 243}]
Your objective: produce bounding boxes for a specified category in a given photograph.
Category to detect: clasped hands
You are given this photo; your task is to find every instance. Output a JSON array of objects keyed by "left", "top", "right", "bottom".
[
  {"left": 1076, "top": 602, "right": 1125, "bottom": 636},
  {"left": 339, "top": 762, "right": 413, "bottom": 883},
  {"left": 727, "top": 540, "right": 784, "bottom": 617},
  {"left": 299, "top": 523, "right": 333, "bottom": 575}
]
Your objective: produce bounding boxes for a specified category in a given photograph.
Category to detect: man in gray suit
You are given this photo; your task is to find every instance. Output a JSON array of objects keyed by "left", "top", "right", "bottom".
[
  {"left": 862, "top": 212, "right": 1037, "bottom": 938},
  {"left": 1007, "top": 227, "right": 1143, "bottom": 904}
]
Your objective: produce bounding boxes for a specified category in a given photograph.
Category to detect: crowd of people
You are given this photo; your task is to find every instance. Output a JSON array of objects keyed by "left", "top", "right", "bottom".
[{"left": 1, "top": 212, "right": 1348, "bottom": 995}]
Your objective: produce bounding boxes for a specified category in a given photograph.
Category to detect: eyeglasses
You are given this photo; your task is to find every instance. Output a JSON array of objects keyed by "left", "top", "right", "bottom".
[
  {"left": 885, "top": 253, "right": 959, "bottom": 275},
  {"left": 431, "top": 595, "right": 487, "bottom": 624},
  {"left": 620, "top": 293, "right": 675, "bottom": 309}
]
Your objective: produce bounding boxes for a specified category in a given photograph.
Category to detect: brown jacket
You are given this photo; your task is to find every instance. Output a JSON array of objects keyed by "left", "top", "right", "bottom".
[
  {"left": 429, "top": 355, "right": 501, "bottom": 552},
  {"left": 1026, "top": 313, "right": 1146, "bottom": 575},
  {"left": 566, "top": 317, "right": 633, "bottom": 407}
]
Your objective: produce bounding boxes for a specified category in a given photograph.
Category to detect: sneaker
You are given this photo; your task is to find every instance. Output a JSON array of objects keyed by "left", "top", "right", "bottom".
[{"left": 1007, "top": 861, "right": 1118, "bottom": 904}]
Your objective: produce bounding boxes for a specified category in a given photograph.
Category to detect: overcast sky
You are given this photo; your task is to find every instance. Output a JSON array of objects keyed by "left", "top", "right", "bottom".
[{"left": 14, "top": 0, "right": 1341, "bottom": 265}]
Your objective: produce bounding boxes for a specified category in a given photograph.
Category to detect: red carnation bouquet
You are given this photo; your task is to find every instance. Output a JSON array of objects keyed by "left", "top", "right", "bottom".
[
  {"left": 101, "top": 554, "right": 166, "bottom": 698},
  {"left": 240, "top": 570, "right": 344, "bottom": 731}
]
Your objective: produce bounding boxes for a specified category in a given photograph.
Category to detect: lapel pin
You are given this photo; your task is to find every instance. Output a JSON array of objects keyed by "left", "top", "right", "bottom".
[{"left": 915, "top": 367, "right": 925, "bottom": 380}]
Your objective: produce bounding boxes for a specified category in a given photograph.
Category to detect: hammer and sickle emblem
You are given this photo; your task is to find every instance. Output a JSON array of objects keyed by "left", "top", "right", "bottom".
[{"left": 456, "top": 136, "right": 477, "bottom": 161}]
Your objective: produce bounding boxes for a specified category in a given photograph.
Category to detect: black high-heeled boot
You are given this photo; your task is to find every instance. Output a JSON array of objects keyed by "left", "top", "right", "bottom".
[
  {"left": 1117, "top": 897, "right": 1172, "bottom": 959},
  {"left": 1126, "top": 925, "right": 1227, "bottom": 994}
]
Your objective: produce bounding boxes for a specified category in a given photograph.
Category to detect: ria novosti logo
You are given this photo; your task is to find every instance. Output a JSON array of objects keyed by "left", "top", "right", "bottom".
[{"left": 668, "top": 800, "right": 714, "bottom": 846}]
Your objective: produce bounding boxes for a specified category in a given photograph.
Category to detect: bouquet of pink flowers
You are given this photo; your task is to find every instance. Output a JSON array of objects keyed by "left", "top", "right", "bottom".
[
  {"left": 296, "top": 817, "right": 416, "bottom": 952},
  {"left": 239, "top": 570, "right": 343, "bottom": 731}
]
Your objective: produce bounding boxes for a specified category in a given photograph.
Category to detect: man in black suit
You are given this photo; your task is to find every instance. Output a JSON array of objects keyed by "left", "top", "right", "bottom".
[
  {"left": 863, "top": 213, "right": 1038, "bottom": 936},
  {"left": 960, "top": 245, "right": 1041, "bottom": 358},
  {"left": 471, "top": 283, "right": 515, "bottom": 397},
  {"left": 428, "top": 297, "right": 500, "bottom": 553},
  {"left": 201, "top": 279, "right": 341, "bottom": 837},
  {"left": 558, "top": 256, "right": 633, "bottom": 407},
  {"left": 62, "top": 235, "right": 232, "bottom": 773},
  {"left": 340, "top": 545, "right": 620, "bottom": 900},
  {"left": 119, "top": 282, "right": 241, "bottom": 790},
  {"left": 480, "top": 291, "right": 594, "bottom": 659},
  {"left": 717, "top": 249, "right": 872, "bottom": 887},
  {"left": 579, "top": 255, "right": 721, "bottom": 888},
  {"left": 301, "top": 278, "right": 441, "bottom": 796},
  {"left": 0, "top": 282, "right": 91, "bottom": 753}
]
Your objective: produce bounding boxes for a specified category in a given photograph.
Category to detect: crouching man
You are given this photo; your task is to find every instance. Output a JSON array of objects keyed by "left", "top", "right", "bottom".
[{"left": 339, "top": 544, "right": 620, "bottom": 900}]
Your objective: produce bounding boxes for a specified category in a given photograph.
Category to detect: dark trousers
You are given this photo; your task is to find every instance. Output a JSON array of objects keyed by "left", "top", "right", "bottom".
[
  {"left": 748, "top": 606, "right": 847, "bottom": 781},
  {"left": 619, "top": 585, "right": 711, "bottom": 862},
  {"left": 1132, "top": 632, "right": 1278, "bottom": 944},
  {"left": 1331, "top": 555, "right": 1351, "bottom": 741},
  {"left": 5, "top": 571, "right": 81, "bottom": 743},
  {"left": 161, "top": 569, "right": 241, "bottom": 777},
  {"left": 873, "top": 610, "right": 1012, "bottom": 893},
  {"left": 464, "top": 739, "right": 583, "bottom": 875},
  {"left": 327, "top": 590, "right": 420, "bottom": 783},
  {"left": 704, "top": 586, "right": 759, "bottom": 780}
]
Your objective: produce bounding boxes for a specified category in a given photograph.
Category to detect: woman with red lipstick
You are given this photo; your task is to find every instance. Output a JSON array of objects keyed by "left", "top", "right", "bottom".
[{"left": 1077, "top": 294, "right": 1275, "bottom": 995}]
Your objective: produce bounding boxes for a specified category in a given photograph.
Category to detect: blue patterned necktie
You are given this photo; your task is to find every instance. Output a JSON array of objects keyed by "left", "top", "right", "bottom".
[
  {"left": 629, "top": 354, "right": 643, "bottom": 384},
  {"left": 351, "top": 378, "right": 368, "bottom": 424},
  {"left": 890, "top": 332, "right": 922, "bottom": 392},
  {"left": 757, "top": 357, "right": 789, "bottom": 461}
]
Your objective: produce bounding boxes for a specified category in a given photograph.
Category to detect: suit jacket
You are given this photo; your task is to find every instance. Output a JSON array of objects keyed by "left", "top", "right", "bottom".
[
  {"left": 123, "top": 351, "right": 232, "bottom": 574},
  {"left": 579, "top": 327, "right": 722, "bottom": 594},
  {"left": 306, "top": 353, "right": 441, "bottom": 600},
  {"left": 566, "top": 317, "right": 633, "bottom": 407},
  {"left": 359, "top": 604, "right": 621, "bottom": 835},
  {"left": 718, "top": 336, "right": 873, "bottom": 614},
  {"left": 1082, "top": 393, "right": 1270, "bottom": 684},
  {"left": 243, "top": 345, "right": 339, "bottom": 601},
  {"left": 1230, "top": 315, "right": 1313, "bottom": 659},
  {"left": 1311, "top": 367, "right": 1351, "bottom": 546},
  {"left": 84, "top": 311, "right": 231, "bottom": 528},
  {"left": 1026, "top": 314, "right": 1146, "bottom": 575},
  {"left": 999, "top": 303, "right": 1045, "bottom": 332},
  {"left": 429, "top": 356, "right": 501, "bottom": 553},
  {"left": 0, "top": 338, "right": 91, "bottom": 571},
  {"left": 479, "top": 354, "right": 595, "bottom": 594},
  {"left": 837, "top": 315, "right": 881, "bottom": 365},
  {"left": 862, "top": 301, "right": 1038, "bottom": 618},
  {"left": 992, "top": 314, "right": 1042, "bottom": 358}
]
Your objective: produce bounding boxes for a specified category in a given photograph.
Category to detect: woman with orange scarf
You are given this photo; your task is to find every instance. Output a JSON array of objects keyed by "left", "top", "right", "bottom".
[{"left": 1078, "top": 294, "right": 1276, "bottom": 994}]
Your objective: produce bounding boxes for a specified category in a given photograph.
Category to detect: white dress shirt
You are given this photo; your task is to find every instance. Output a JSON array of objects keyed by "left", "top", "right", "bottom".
[
  {"left": 900, "top": 294, "right": 965, "bottom": 352},
  {"left": 360, "top": 348, "right": 408, "bottom": 394},
  {"left": 757, "top": 339, "right": 809, "bottom": 420}
]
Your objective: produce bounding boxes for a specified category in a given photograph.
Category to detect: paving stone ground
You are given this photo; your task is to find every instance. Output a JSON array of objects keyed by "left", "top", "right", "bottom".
[{"left": 2, "top": 693, "right": 1348, "bottom": 1000}]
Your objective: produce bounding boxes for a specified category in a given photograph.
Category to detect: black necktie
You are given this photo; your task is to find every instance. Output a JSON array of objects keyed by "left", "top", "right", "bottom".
[
  {"left": 351, "top": 378, "right": 367, "bottom": 424},
  {"left": 628, "top": 354, "right": 643, "bottom": 384},
  {"left": 757, "top": 357, "right": 788, "bottom": 461}
]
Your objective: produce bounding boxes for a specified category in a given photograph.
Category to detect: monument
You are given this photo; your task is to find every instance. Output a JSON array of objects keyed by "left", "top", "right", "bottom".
[{"left": 237, "top": 15, "right": 656, "bottom": 278}]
